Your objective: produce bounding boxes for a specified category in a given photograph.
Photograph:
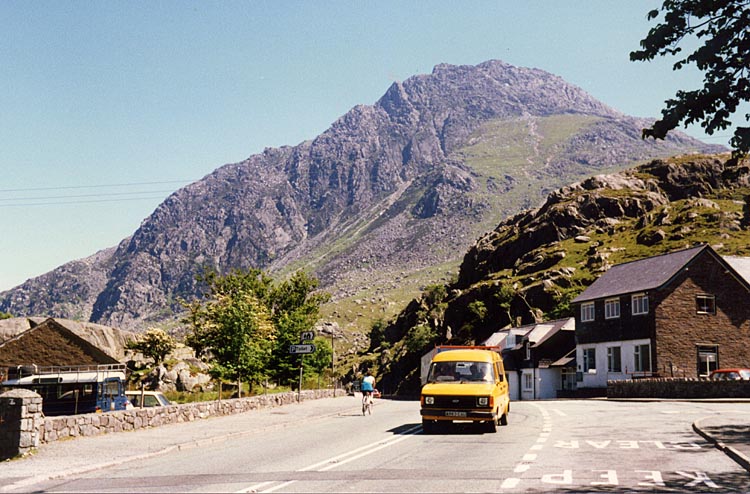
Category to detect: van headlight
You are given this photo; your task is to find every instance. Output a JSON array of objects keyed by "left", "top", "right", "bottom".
[
  {"left": 477, "top": 396, "right": 489, "bottom": 407},
  {"left": 424, "top": 396, "right": 434, "bottom": 405}
]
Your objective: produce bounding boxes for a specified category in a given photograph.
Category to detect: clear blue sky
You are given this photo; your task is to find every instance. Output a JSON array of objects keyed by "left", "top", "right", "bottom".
[{"left": 0, "top": 1, "right": 737, "bottom": 291}]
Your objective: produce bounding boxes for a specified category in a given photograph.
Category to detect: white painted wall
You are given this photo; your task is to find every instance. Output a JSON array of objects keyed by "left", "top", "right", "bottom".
[
  {"left": 508, "top": 371, "right": 520, "bottom": 401},
  {"left": 520, "top": 368, "right": 562, "bottom": 400},
  {"left": 576, "top": 339, "right": 652, "bottom": 388}
]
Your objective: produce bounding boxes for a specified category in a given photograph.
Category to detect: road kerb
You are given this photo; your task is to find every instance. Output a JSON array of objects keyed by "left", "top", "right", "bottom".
[{"left": 693, "top": 417, "right": 750, "bottom": 473}]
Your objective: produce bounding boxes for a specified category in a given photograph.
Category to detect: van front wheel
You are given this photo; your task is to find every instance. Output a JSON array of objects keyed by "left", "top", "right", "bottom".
[{"left": 422, "top": 419, "right": 437, "bottom": 434}]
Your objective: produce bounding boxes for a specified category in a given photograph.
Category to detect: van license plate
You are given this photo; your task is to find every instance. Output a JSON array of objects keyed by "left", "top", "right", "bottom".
[{"left": 445, "top": 411, "right": 467, "bottom": 417}]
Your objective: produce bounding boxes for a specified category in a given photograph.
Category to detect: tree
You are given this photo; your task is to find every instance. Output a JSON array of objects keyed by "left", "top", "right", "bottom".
[
  {"left": 305, "top": 337, "right": 333, "bottom": 378},
  {"left": 266, "top": 271, "right": 330, "bottom": 385},
  {"left": 182, "top": 268, "right": 329, "bottom": 389},
  {"left": 126, "top": 327, "right": 176, "bottom": 365},
  {"left": 183, "top": 268, "right": 277, "bottom": 388},
  {"left": 630, "top": 1, "right": 750, "bottom": 157}
]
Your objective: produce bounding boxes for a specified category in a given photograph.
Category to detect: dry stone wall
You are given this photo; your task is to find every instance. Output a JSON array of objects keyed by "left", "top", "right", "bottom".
[
  {"left": 2, "top": 388, "right": 343, "bottom": 458},
  {"left": 608, "top": 378, "right": 750, "bottom": 399}
]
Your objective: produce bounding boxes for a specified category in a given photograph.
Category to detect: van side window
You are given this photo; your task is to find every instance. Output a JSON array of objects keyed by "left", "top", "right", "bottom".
[{"left": 495, "top": 363, "right": 504, "bottom": 381}]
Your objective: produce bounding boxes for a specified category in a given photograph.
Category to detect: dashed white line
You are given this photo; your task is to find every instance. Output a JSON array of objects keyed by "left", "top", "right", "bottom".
[{"left": 501, "top": 478, "right": 521, "bottom": 489}]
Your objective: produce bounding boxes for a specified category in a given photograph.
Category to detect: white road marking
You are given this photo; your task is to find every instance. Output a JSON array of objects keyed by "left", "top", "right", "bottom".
[
  {"left": 501, "top": 478, "right": 520, "bottom": 489},
  {"left": 236, "top": 424, "right": 422, "bottom": 493}
]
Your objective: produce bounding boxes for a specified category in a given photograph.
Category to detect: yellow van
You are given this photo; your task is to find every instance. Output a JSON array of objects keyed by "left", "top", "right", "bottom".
[{"left": 420, "top": 346, "right": 510, "bottom": 433}]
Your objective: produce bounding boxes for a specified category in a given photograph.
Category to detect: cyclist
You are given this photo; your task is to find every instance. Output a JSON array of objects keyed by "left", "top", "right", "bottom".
[{"left": 361, "top": 370, "right": 376, "bottom": 401}]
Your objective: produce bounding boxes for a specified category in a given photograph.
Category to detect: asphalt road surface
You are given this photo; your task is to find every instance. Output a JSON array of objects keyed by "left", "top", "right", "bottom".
[{"left": 14, "top": 398, "right": 750, "bottom": 493}]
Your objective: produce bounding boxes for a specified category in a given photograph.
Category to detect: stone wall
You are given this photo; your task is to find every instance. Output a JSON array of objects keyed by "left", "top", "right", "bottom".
[
  {"left": 0, "top": 389, "right": 44, "bottom": 460},
  {"left": 1, "top": 388, "right": 343, "bottom": 458},
  {"left": 608, "top": 378, "right": 750, "bottom": 399}
]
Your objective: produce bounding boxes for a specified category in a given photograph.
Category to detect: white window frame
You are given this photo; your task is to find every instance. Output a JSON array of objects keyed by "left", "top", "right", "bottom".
[
  {"left": 697, "top": 345, "right": 719, "bottom": 377},
  {"left": 696, "top": 294, "right": 716, "bottom": 315},
  {"left": 581, "top": 302, "right": 595, "bottom": 322},
  {"left": 523, "top": 373, "right": 533, "bottom": 391},
  {"left": 605, "top": 298, "right": 620, "bottom": 319},
  {"left": 632, "top": 293, "right": 649, "bottom": 315},
  {"left": 583, "top": 347, "right": 596, "bottom": 373},
  {"left": 607, "top": 346, "right": 622, "bottom": 373},
  {"left": 634, "top": 344, "right": 651, "bottom": 373}
]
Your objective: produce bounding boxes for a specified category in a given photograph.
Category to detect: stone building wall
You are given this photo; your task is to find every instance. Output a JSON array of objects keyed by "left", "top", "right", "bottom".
[{"left": 655, "top": 256, "right": 750, "bottom": 377}]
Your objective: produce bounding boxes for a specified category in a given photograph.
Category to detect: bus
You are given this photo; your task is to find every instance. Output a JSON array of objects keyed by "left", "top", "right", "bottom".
[{"left": 1, "top": 363, "right": 130, "bottom": 416}]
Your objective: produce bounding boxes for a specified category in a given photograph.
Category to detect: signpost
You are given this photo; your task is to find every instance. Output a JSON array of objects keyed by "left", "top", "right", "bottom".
[
  {"left": 289, "top": 344, "right": 316, "bottom": 354},
  {"left": 291, "top": 331, "right": 317, "bottom": 401}
]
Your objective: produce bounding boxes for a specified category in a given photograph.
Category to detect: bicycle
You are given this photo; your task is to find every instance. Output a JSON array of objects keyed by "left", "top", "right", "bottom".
[{"left": 362, "top": 391, "right": 373, "bottom": 415}]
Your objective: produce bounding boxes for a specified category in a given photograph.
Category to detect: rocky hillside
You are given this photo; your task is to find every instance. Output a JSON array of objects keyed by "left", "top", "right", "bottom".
[
  {"left": 374, "top": 154, "right": 750, "bottom": 395},
  {"left": 0, "top": 60, "right": 722, "bottom": 332}
]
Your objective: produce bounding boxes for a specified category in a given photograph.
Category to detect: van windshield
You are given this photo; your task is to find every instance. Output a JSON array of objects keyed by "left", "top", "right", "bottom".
[{"left": 427, "top": 361, "right": 493, "bottom": 383}]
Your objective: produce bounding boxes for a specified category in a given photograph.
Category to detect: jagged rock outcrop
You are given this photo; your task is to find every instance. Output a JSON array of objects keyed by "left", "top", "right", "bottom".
[
  {"left": 458, "top": 156, "right": 748, "bottom": 288},
  {"left": 0, "top": 60, "right": 723, "bottom": 330}
]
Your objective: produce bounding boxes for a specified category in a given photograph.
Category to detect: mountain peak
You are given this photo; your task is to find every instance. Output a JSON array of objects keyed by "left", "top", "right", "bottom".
[{"left": 1, "top": 60, "right": 723, "bottom": 331}]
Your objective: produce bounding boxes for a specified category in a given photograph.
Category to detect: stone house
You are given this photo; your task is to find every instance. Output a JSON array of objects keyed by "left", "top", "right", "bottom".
[{"left": 572, "top": 244, "right": 750, "bottom": 389}]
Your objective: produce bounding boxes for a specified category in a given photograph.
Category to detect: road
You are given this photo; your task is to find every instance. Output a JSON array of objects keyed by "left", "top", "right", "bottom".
[{"left": 13, "top": 398, "right": 750, "bottom": 493}]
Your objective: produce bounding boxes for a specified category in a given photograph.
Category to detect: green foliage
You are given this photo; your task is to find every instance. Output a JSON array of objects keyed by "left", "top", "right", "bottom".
[
  {"left": 467, "top": 300, "right": 487, "bottom": 322},
  {"left": 126, "top": 328, "right": 176, "bottom": 365},
  {"left": 305, "top": 337, "right": 333, "bottom": 377},
  {"left": 0, "top": 311, "right": 12, "bottom": 320},
  {"left": 183, "top": 268, "right": 277, "bottom": 385},
  {"left": 183, "top": 268, "right": 329, "bottom": 387},
  {"left": 493, "top": 283, "right": 516, "bottom": 326},
  {"left": 405, "top": 323, "right": 437, "bottom": 354},
  {"left": 631, "top": 1, "right": 750, "bottom": 157},
  {"left": 368, "top": 318, "right": 388, "bottom": 349},
  {"left": 268, "top": 271, "right": 330, "bottom": 385}
]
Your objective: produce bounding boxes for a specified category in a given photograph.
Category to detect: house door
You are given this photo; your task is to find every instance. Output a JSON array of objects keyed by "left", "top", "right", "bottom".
[{"left": 697, "top": 345, "right": 718, "bottom": 377}]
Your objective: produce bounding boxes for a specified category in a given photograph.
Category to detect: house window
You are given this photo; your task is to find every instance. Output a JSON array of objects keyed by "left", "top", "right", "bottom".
[
  {"left": 525, "top": 341, "right": 531, "bottom": 361},
  {"left": 583, "top": 348, "right": 596, "bottom": 373},
  {"left": 696, "top": 294, "right": 716, "bottom": 315},
  {"left": 634, "top": 344, "right": 651, "bottom": 373},
  {"left": 697, "top": 345, "right": 719, "bottom": 377},
  {"left": 607, "top": 346, "right": 622, "bottom": 373},
  {"left": 581, "top": 302, "right": 595, "bottom": 322},
  {"left": 632, "top": 293, "right": 649, "bottom": 315},
  {"left": 523, "top": 373, "right": 533, "bottom": 391},
  {"left": 605, "top": 298, "right": 620, "bottom": 319}
]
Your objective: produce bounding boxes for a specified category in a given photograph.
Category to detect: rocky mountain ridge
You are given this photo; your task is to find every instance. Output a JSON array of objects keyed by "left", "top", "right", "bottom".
[{"left": 0, "top": 60, "right": 723, "bottom": 331}]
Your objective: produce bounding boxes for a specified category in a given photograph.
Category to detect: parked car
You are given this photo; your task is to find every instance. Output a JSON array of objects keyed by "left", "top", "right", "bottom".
[
  {"left": 125, "top": 390, "right": 172, "bottom": 408},
  {"left": 709, "top": 368, "right": 750, "bottom": 381}
]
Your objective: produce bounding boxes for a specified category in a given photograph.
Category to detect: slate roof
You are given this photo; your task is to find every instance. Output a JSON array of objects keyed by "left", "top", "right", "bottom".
[
  {"left": 724, "top": 256, "right": 750, "bottom": 285},
  {"left": 572, "top": 244, "right": 711, "bottom": 304}
]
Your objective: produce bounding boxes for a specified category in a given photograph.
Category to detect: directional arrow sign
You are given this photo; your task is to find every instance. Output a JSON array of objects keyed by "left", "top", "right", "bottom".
[{"left": 289, "top": 344, "right": 316, "bottom": 354}]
